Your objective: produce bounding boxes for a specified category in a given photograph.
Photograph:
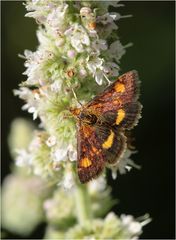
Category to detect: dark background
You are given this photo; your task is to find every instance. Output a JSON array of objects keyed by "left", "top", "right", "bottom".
[{"left": 1, "top": 1, "right": 175, "bottom": 239}]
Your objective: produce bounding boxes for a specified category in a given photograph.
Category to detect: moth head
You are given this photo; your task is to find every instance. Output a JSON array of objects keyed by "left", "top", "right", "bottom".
[{"left": 70, "top": 108, "right": 81, "bottom": 116}]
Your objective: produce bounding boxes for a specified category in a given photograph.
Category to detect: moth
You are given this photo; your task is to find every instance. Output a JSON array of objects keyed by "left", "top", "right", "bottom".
[{"left": 71, "top": 70, "right": 142, "bottom": 183}]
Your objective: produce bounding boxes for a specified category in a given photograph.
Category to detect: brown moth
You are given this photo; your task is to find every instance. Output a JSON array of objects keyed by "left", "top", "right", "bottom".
[{"left": 71, "top": 70, "right": 142, "bottom": 183}]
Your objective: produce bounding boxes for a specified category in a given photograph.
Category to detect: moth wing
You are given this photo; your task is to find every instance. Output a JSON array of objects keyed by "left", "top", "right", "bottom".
[
  {"left": 100, "top": 101, "right": 142, "bottom": 130},
  {"left": 77, "top": 121, "right": 105, "bottom": 183},
  {"left": 119, "top": 101, "right": 142, "bottom": 130},
  {"left": 95, "top": 125, "right": 127, "bottom": 164},
  {"left": 77, "top": 122, "right": 128, "bottom": 183},
  {"left": 86, "top": 70, "right": 140, "bottom": 114}
]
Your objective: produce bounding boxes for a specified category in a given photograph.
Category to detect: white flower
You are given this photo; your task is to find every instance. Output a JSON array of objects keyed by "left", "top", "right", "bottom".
[
  {"left": 15, "top": 88, "right": 40, "bottom": 119},
  {"left": 28, "top": 106, "right": 38, "bottom": 120},
  {"left": 97, "top": 12, "right": 120, "bottom": 25},
  {"left": 46, "top": 3, "right": 68, "bottom": 31},
  {"left": 23, "top": 51, "right": 44, "bottom": 85},
  {"left": 118, "top": 157, "right": 141, "bottom": 175},
  {"left": 87, "top": 58, "right": 119, "bottom": 85},
  {"left": 46, "top": 136, "right": 57, "bottom": 147},
  {"left": 25, "top": 9, "right": 47, "bottom": 24},
  {"left": 71, "top": 33, "right": 90, "bottom": 52},
  {"left": 121, "top": 214, "right": 151, "bottom": 236},
  {"left": 87, "top": 57, "right": 105, "bottom": 85},
  {"left": 95, "top": 39, "right": 107, "bottom": 51},
  {"left": 87, "top": 58, "right": 103, "bottom": 73},
  {"left": 13, "top": 87, "right": 31, "bottom": 100},
  {"left": 121, "top": 215, "right": 142, "bottom": 235},
  {"left": 67, "top": 50, "right": 76, "bottom": 58},
  {"left": 96, "top": 13, "right": 119, "bottom": 36},
  {"left": 53, "top": 147, "right": 67, "bottom": 162},
  {"left": 91, "top": 39, "right": 108, "bottom": 55},
  {"left": 65, "top": 25, "right": 90, "bottom": 53},
  {"left": 111, "top": 150, "right": 141, "bottom": 179},
  {"left": 37, "top": 29, "right": 51, "bottom": 48},
  {"left": 103, "top": 62, "right": 120, "bottom": 77},
  {"left": 109, "top": 40, "right": 126, "bottom": 62}
]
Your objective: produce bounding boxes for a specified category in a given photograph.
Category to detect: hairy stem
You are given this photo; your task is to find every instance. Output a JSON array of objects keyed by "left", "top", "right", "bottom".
[{"left": 74, "top": 183, "right": 92, "bottom": 229}]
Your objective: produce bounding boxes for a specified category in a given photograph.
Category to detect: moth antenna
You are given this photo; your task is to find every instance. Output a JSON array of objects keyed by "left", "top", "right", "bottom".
[
  {"left": 103, "top": 74, "right": 112, "bottom": 86},
  {"left": 71, "top": 87, "right": 83, "bottom": 107}
]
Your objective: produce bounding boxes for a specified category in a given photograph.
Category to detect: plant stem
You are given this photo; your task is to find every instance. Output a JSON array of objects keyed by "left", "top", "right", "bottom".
[{"left": 74, "top": 182, "right": 92, "bottom": 230}]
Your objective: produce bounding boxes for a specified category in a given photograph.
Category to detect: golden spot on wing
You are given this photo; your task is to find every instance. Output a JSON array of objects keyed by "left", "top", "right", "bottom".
[
  {"left": 102, "top": 130, "right": 115, "bottom": 149},
  {"left": 80, "top": 157, "right": 92, "bottom": 168},
  {"left": 114, "top": 82, "right": 125, "bottom": 93},
  {"left": 116, "top": 109, "right": 125, "bottom": 125}
]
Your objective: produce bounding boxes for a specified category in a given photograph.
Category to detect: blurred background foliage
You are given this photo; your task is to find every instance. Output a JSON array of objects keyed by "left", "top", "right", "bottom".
[{"left": 1, "top": 1, "right": 175, "bottom": 239}]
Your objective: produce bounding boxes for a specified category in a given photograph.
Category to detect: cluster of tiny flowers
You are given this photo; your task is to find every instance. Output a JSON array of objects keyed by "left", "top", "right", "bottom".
[
  {"left": 14, "top": 0, "right": 132, "bottom": 187},
  {"left": 45, "top": 212, "right": 151, "bottom": 239}
]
